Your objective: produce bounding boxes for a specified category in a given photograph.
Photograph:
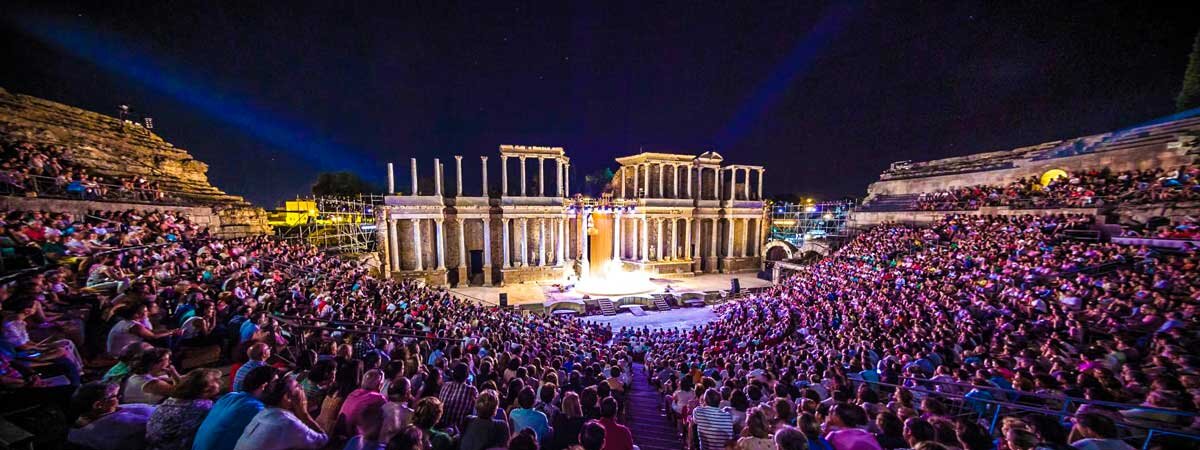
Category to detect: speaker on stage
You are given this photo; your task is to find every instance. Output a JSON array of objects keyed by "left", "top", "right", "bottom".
[
  {"left": 730, "top": 278, "right": 741, "bottom": 294},
  {"left": 499, "top": 293, "right": 509, "bottom": 308}
]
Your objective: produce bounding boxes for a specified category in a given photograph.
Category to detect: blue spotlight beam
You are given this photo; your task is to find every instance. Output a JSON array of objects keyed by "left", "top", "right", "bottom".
[
  {"left": 11, "top": 13, "right": 380, "bottom": 177},
  {"left": 713, "top": 2, "right": 861, "bottom": 151}
]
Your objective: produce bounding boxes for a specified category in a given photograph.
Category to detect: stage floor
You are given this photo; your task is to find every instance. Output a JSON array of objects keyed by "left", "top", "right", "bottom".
[{"left": 450, "top": 272, "right": 772, "bottom": 306}]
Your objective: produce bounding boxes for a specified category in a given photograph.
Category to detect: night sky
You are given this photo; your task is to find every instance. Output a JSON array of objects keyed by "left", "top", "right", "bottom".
[{"left": 2, "top": 1, "right": 1196, "bottom": 207}]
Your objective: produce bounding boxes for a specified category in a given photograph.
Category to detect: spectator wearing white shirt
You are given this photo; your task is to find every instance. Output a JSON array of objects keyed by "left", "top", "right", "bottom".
[{"left": 233, "top": 375, "right": 328, "bottom": 450}]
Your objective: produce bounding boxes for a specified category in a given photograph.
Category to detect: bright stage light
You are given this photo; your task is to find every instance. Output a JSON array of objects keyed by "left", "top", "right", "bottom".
[{"left": 574, "top": 260, "right": 657, "bottom": 297}]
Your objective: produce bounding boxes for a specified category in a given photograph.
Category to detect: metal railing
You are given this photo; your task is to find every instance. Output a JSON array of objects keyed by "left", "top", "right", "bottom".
[
  {"left": 854, "top": 376, "right": 1200, "bottom": 450},
  {"left": 0, "top": 170, "right": 212, "bottom": 207}
]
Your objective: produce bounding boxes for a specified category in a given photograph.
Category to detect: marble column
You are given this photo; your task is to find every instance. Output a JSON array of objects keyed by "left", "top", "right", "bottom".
[
  {"left": 670, "top": 219, "right": 678, "bottom": 259},
  {"left": 456, "top": 218, "right": 466, "bottom": 267},
  {"left": 500, "top": 156, "right": 508, "bottom": 196},
  {"left": 455, "top": 156, "right": 463, "bottom": 196},
  {"left": 709, "top": 218, "right": 718, "bottom": 262},
  {"left": 481, "top": 156, "right": 489, "bottom": 197},
  {"left": 640, "top": 217, "right": 649, "bottom": 263},
  {"left": 642, "top": 164, "right": 650, "bottom": 198},
  {"left": 412, "top": 219, "right": 423, "bottom": 271},
  {"left": 388, "top": 219, "right": 400, "bottom": 271},
  {"left": 716, "top": 168, "right": 723, "bottom": 201},
  {"left": 501, "top": 219, "right": 511, "bottom": 268},
  {"left": 741, "top": 218, "right": 749, "bottom": 257},
  {"left": 617, "top": 167, "right": 625, "bottom": 198},
  {"left": 538, "top": 218, "right": 546, "bottom": 266},
  {"left": 433, "top": 159, "right": 442, "bottom": 196},
  {"left": 387, "top": 162, "right": 395, "bottom": 194},
  {"left": 579, "top": 213, "right": 589, "bottom": 265},
  {"left": 434, "top": 219, "right": 446, "bottom": 269},
  {"left": 656, "top": 218, "right": 665, "bottom": 261},
  {"left": 556, "top": 218, "right": 566, "bottom": 265},
  {"left": 410, "top": 158, "right": 419, "bottom": 195},
  {"left": 537, "top": 157, "right": 545, "bottom": 197},
  {"left": 684, "top": 218, "right": 692, "bottom": 259},
  {"left": 519, "top": 156, "right": 527, "bottom": 196},
  {"left": 686, "top": 166, "right": 693, "bottom": 198},
  {"left": 564, "top": 163, "right": 570, "bottom": 196},
  {"left": 630, "top": 218, "right": 639, "bottom": 261},
  {"left": 742, "top": 168, "right": 750, "bottom": 200},
  {"left": 657, "top": 164, "right": 664, "bottom": 198},
  {"left": 482, "top": 218, "right": 493, "bottom": 284},
  {"left": 757, "top": 168, "right": 764, "bottom": 200},
  {"left": 519, "top": 218, "right": 529, "bottom": 266},
  {"left": 726, "top": 218, "right": 735, "bottom": 259},
  {"left": 555, "top": 159, "right": 563, "bottom": 197},
  {"left": 612, "top": 212, "right": 622, "bottom": 260}
]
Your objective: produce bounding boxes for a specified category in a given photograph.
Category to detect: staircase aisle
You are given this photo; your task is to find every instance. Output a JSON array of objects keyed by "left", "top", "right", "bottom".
[{"left": 627, "top": 363, "right": 684, "bottom": 450}]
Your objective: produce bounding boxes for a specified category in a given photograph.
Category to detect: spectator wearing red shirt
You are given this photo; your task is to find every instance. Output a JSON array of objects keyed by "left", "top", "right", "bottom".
[{"left": 596, "top": 397, "right": 632, "bottom": 450}]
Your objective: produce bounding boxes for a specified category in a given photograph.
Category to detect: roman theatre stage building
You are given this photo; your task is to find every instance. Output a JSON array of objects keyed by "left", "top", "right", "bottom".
[{"left": 377, "top": 146, "right": 767, "bottom": 288}]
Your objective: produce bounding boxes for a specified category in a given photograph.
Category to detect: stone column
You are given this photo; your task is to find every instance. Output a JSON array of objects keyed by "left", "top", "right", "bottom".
[
  {"left": 642, "top": 164, "right": 650, "bottom": 198},
  {"left": 617, "top": 167, "right": 625, "bottom": 198},
  {"left": 630, "top": 218, "right": 639, "bottom": 261},
  {"left": 519, "top": 218, "right": 529, "bottom": 266},
  {"left": 556, "top": 218, "right": 566, "bottom": 265},
  {"left": 412, "top": 219, "right": 423, "bottom": 271},
  {"left": 709, "top": 218, "right": 718, "bottom": 270},
  {"left": 482, "top": 218, "right": 494, "bottom": 285},
  {"left": 750, "top": 218, "right": 759, "bottom": 257},
  {"left": 455, "top": 156, "right": 463, "bottom": 196},
  {"left": 555, "top": 159, "right": 563, "bottom": 197},
  {"left": 684, "top": 218, "right": 692, "bottom": 259},
  {"left": 410, "top": 158, "right": 419, "bottom": 195},
  {"left": 612, "top": 212, "right": 622, "bottom": 260},
  {"left": 537, "top": 157, "right": 545, "bottom": 197},
  {"left": 686, "top": 166, "right": 693, "bottom": 198},
  {"left": 742, "top": 168, "right": 750, "bottom": 200},
  {"left": 632, "top": 165, "right": 640, "bottom": 197},
  {"left": 481, "top": 156, "right": 489, "bottom": 197},
  {"left": 640, "top": 217, "right": 649, "bottom": 263},
  {"left": 726, "top": 218, "right": 735, "bottom": 260},
  {"left": 537, "top": 218, "right": 546, "bottom": 266},
  {"left": 519, "top": 156, "right": 527, "bottom": 196},
  {"left": 387, "top": 162, "right": 395, "bottom": 194},
  {"left": 454, "top": 218, "right": 467, "bottom": 285},
  {"left": 564, "top": 163, "right": 570, "bottom": 196},
  {"left": 388, "top": 219, "right": 400, "bottom": 271},
  {"left": 741, "top": 218, "right": 750, "bottom": 257},
  {"left": 579, "top": 213, "right": 589, "bottom": 265},
  {"left": 716, "top": 168, "right": 723, "bottom": 201},
  {"left": 656, "top": 163, "right": 664, "bottom": 198},
  {"left": 500, "top": 156, "right": 508, "bottom": 196},
  {"left": 501, "top": 218, "right": 511, "bottom": 268},
  {"left": 757, "top": 168, "right": 764, "bottom": 200},
  {"left": 656, "top": 218, "right": 665, "bottom": 261},
  {"left": 433, "top": 159, "right": 442, "bottom": 196},
  {"left": 434, "top": 219, "right": 446, "bottom": 270},
  {"left": 670, "top": 219, "right": 678, "bottom": 259}
]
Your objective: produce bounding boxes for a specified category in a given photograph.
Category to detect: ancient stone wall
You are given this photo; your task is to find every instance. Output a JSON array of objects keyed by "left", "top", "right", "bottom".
[{"left": 0, "top": 87, "right": 269, "bottom": 235}]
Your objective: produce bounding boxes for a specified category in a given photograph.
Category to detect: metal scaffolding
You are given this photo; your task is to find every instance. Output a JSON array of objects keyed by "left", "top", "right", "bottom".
[
  {"left": 269, "top": 195, "right": 384, "bottom": 253},
  {"left": 769, "top": 199, "right": 857, "bottom": 248}
]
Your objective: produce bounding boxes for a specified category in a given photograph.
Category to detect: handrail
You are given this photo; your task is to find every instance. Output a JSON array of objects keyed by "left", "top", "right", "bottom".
[
  {"left": 272, "top": 313, "right": 431, "bottom": 336},
  {"left": 0, "top": 169, "right": 218, "bottom": 207},
  {"left": 272, "top": 314, "right": 463, "bottom": 342}
]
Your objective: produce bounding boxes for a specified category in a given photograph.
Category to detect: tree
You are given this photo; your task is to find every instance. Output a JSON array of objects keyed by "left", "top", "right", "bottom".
[
  {"left": 311, "top": 171, "right": 379, "bottom": 197},
  {"left": 1179, "top": 29, "right": 1200, "bottom": 112},
  {"left": 582, "top": 168, "right": 615, "bottom": 195}
]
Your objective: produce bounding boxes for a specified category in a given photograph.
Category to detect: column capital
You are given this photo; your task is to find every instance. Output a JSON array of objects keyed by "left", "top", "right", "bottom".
[
  {"left": 519, "top": 155, "right": 527, "bottom": 161},
  {"left": 454, "top": 155, "right": 462, "bottom": 161},
  {"left": 481, "top": 155, "right": 489, "bottom": 161}
]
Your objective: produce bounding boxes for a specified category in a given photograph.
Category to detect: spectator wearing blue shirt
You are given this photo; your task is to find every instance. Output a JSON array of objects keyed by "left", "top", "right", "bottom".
[
  {"left": 192, "top": 366, "right": 277, "bottom": 450},
  {"left": 233, "top": 343, "right": 271, "bottom": 392}
]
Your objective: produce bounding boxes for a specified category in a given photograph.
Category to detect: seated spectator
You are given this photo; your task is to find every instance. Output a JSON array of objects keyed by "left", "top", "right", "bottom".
[
  {"left": 737, "top": 406, "right": 775, "bottom": 450},
  {"left": 192, "top": 366, "right": 276, "bottom": 450},
  {"left": 437, "top": 361, "right": 478, "bottom": 430},
  {"left": 824, "top": 404, "right": 881, "bottom": 450},
  {"left": 232, "top": 342, "right": 270, "bottom": 392},
  {"left": 775, "top": 426, "right": 810, "bottom": 450},
  {"left": 232, "top": 371, "right": 328, "bottom": 450},
  {"left": 578, "top": 420, "right": 607, "bottom": 450},
  {"left": 412, "top": 397, "right": 453, "bottom": 450},
  {"left": 67, "top": 381, "right": 156, "bottom": 450},
  {"left": 1069, "top": 412, "right": 1136, "bottom": 450},
  {"left": 339, "top": 369, "right": 388, "bottom": 439},
  {"left": 692, "top": 388, "right": 733, "bottom": 450},
  {"left": 380, "top": 376, "right": 414, "bottom": 442},
  {"left": 460, "top": 389, "right": 509, "bottom": 450},
  {"left": 121, "top": 347, "right": 180, "bottom": 405},
  {"left": 596, "top": 397, "right": 632, "bottom": 450},
  {"left": 509, "top": 385, "right": 552, "bottom": 444},
  {"left": 2, "top": 296, "right": 81, "bottom": 385},
  {"left": 106, "top": 303, "right": 183, "bottom": 356},
  {"left": 145, "top": 368, "right": 221, "bottom": 450},
  {"left": 550, "top": 391, "right": 586, "bottom": 450}
]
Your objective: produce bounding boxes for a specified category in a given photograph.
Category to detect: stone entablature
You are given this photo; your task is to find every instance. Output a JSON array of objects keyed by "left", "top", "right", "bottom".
[{"left": 378, "top": 147, "right": 769, "bottom": 287}]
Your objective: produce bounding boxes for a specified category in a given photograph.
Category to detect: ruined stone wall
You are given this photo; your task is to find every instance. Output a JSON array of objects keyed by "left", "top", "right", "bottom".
[{"left": 0, "top": 87, "right": 269, "bottom": 235}]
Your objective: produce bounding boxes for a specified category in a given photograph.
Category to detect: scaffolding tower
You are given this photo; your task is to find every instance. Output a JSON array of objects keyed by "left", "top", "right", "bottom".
[
  {"left": 769, "top": 199, "right": 857, "bottom": 249},
  {"left": 269, "top": 195, "right": 384, "bottom": 253}
]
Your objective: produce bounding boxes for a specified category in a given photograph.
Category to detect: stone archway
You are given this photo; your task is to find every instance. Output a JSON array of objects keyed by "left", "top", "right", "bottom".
[
  {"left": 763, "top": 239, "right": 797, "bottom": 262},
  {"left": 797, "top": 239, "right": 833, "bottom": 257}
]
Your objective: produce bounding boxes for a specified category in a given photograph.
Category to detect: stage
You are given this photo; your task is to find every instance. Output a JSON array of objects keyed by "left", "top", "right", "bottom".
[{"left": 449, "top": 272, "right": 772, "bottom": 307}]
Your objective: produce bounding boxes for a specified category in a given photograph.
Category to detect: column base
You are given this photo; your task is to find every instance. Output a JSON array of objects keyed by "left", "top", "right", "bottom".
[
  {"left": 703, "top": 256, "right": 718, "bottom": 273},
  {"left": 483, "top": 266, "right": 494, "bottom": 286},
  {"left": 720, "top": 257, "right": 735, "bottom": 273},
  {"left": 453, "top": 267, "right": 468, "bottom": 288}
]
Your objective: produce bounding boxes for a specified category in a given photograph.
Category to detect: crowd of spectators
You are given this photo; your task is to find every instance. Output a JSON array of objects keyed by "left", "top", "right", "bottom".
[
  {"left": 631, "top": 213, "right": 1198, "bottom": 450},
  {"left": 0, "top": 175, "right": 1194, "bottom": 450},
  {"left": 0, "top": 136, "right": 172, "bottom": 203},
  {"left": 913, "top": 165, "right": 1199, "bottom": 211}
]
